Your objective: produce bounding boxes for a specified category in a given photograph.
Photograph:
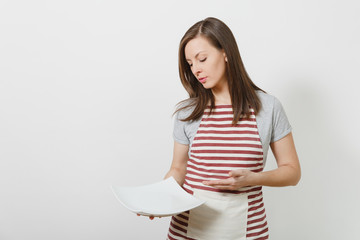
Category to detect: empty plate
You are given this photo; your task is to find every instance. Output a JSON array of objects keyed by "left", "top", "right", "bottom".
[{"left": 111, "top": 177, "right": 205, "bottom": 217}]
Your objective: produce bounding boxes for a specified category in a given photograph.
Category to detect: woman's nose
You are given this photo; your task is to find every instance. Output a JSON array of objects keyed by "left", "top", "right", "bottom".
[{"left": 192, "top": 64, "right": 202, "bottom": 76}]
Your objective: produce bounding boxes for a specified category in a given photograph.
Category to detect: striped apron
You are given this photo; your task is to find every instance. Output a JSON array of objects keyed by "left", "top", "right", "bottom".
[{"left": 167, "top": 105, "right": 269, "bottom": 240}]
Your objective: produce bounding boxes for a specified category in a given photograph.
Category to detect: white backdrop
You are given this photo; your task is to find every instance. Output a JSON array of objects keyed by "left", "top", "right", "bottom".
[{"left": 1, "top": 0, "right": 359, "bottom": 239}]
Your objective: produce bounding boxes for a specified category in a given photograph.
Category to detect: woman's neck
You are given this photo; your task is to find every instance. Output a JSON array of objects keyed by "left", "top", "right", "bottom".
[{"left": 211, "top": 80, "right": 231, "bottom": 105}]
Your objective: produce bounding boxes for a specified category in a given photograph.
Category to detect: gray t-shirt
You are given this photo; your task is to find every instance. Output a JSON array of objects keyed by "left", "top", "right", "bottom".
[{"left": 173, "top": 91, "right": 292, "bottom": 166}]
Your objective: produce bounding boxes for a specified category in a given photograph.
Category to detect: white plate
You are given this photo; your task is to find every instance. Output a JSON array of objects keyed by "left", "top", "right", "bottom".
[{"left": 111, "top": 177, "right": 205, "bottom": 217}]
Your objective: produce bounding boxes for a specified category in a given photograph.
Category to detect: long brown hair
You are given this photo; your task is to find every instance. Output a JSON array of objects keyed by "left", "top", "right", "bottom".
[{"left": 175, "top": 17, "right": 265, "bottom": 125}]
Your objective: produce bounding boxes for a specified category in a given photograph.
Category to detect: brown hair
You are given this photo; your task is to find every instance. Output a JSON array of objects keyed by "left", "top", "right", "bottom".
[{"left": 175, "top": 17, "right": 265, "bottom": 125}]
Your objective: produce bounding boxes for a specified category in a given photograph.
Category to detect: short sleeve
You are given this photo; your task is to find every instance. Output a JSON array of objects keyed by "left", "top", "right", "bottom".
[
  {"left": 271, "top": 97, "right": 292, "bottom": 142},
  {"left": 173, "top": 111, "right": 190, "bottom": 145}
]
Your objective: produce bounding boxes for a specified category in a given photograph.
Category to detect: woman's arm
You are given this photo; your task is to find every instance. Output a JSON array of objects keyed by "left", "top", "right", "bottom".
[
  {"left": 139, "top": 141, "right": 189, "bottom": 220},
  {"left": 203, "top": 132, "right": 301, "bottom": 190},
  {"left": 254, "top": 133, "right": 301, "bottom": 187},
  {"left": 164, "top": 141, "right": 189, "bottom": 186},
  {"left": 252, "top": 132, "right": 301, "bottom": 186}
]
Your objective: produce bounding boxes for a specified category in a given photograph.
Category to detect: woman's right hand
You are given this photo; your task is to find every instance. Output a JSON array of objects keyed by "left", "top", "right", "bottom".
[
  {"left": 136, "top": 213, "right": 160, "bottom": 220},
  {"left": 136, "top": 141, "right": 189, "bottom": 221}
]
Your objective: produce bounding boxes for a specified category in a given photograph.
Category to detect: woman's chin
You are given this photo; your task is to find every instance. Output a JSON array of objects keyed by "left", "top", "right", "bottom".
[{"left": 201, "top": 83, "right": 213, "bottom": 89}]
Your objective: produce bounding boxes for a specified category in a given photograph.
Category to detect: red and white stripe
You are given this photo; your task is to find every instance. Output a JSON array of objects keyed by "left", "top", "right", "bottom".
[{"left": 167, "top": 105, "right": 269, "bottom": 239}]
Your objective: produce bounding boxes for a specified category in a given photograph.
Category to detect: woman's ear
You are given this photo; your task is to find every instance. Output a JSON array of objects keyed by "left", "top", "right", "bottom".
[{"left": 223, "top": 52, "right": 228, "bottom": 62}]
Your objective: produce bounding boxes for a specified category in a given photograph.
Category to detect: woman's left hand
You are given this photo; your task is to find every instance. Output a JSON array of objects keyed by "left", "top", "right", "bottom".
[{"left": 202, "top": 169, "right": 256, "bottom": 190}]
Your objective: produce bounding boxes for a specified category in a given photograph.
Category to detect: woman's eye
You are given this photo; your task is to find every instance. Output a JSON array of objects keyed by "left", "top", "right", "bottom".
[{"left": 188, "top": 58, "right": 206, "bottom": 67}]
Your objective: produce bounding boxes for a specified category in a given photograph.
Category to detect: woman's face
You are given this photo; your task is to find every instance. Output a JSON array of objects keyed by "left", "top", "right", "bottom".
[{"left": 184, "top": 35, "right": 228, "bottom": 90}]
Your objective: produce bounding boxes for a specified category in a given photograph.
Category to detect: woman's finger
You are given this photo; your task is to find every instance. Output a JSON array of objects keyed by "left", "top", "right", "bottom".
[
  {"left": 229, "top": 169, "right": 247, "bottom": 177},
  {"left": 209, "top": 185, "right": 234, "bottom": 190},
  {"left": 203, "top": 178, "right": 234, "bottom": 186}
]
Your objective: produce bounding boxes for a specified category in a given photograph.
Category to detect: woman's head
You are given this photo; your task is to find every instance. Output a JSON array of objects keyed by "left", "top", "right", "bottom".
[
  {"left": 184, "top": 35, "right": 228, "bottom": 90},
  {"left": 177, "top": 17, "right": 263, "bottom": 124}
]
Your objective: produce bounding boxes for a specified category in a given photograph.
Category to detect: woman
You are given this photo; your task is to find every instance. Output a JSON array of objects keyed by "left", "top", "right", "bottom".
[{"left": 165, "top": 17, "right": 301, "bottom": 240}]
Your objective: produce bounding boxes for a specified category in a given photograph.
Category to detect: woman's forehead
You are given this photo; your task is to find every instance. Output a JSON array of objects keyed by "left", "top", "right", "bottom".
[{"left": 185, "top": 37, "right": 213, "bottom": 59}]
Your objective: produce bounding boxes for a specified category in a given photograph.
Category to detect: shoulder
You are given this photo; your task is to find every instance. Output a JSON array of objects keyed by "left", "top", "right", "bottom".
[
  {"left": 256, "top": 90, "right": 278, "bottom": 112},
  {"left": 175, "top": 98, "right": 196, "bottom": 120},
  {"left": 255, "top": 90, "right": 288, "bottom": 122}
]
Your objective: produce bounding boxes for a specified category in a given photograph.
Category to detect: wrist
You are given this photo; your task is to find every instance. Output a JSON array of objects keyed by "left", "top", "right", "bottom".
[{"left": 249, "top": 171, "right": 262, "bottom": 186}]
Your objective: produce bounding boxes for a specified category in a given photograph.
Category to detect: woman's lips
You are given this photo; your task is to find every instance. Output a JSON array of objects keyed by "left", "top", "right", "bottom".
[{"left": 199, "top": 77, "right": 207, "bottom": 83}]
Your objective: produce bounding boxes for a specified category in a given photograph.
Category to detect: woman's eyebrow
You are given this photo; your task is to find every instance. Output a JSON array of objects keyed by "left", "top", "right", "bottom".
[{"left": 186, "top": 51, "right": 206, "bottom": 61}]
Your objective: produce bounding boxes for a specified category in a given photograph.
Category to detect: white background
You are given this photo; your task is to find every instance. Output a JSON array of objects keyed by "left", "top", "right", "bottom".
[{"left": 1, "top": 0, "right": 359, "bottom": 239}]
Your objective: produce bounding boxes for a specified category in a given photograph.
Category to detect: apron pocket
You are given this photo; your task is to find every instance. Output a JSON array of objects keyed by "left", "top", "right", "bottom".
[{"left": 187, "top": 189, "right": 248, "bottom": 240}]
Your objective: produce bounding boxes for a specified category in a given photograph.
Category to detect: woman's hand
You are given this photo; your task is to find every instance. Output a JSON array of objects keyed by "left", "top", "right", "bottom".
[
  {"left": 136, "top": 214, "right": 161, "bottom": 220},
  {"left": 202, "top": 169, "right": 256, "bottom": 191}
]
